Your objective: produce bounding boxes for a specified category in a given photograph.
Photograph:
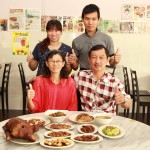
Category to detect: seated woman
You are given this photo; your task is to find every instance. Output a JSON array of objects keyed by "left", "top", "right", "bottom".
[{"left": 27, "top": 50, "right": 78, "bottom": 113}]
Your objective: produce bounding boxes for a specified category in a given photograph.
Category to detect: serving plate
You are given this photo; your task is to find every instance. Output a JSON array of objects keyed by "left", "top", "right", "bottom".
[
  {"left": 69, "top": 113, "right": 94, "bottom": 124},
  {"left": 77, "top": 124, "right": 98, "bottom": 134},
  {"left": 44, "top": 130, "right": 74, "bottom": 138},
  {"left": 23, "top": 116, "right": 50, "bottom": 126},
  {"left": 40, "top": 138, "right": 74, "bottom": 149},
  {"left": 71, "top": 133, "right": 103, "bottom": 144},
  {"left": 45, "top": 123, "right": 74, "bottom": 131},
  {"left": 98, "top": 125, "right": 125, "bottom": 139},
  {"left": 5, "top": 132, "right": 44, "bottom": 145}
]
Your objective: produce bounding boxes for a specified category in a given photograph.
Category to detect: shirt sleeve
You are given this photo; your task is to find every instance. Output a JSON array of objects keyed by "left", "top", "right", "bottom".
[
  {"left": 72, "top": 40, "right": 79, "bottom": 57},
  {"left": 67, "top": 80, "right": 78, "bottom": 111},
  {"left": 106, "top": 36, "right": 115, "bottom": 56},
  {"left": 32, "top": 43, "right": 41, "bottom": 61}
]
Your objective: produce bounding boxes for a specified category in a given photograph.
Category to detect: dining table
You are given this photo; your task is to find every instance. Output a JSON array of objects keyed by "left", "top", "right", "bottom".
[{"left": 0, "top": 111, "right": 150, "bottom": 150}]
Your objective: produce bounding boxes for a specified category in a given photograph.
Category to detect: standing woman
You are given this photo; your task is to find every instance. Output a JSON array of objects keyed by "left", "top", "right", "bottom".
[
  {"left": 27, "top": 50, "right": 78, "bottom": 112},
  {"left": 27, "top": 20, "right": 72, "bottom": 76}
]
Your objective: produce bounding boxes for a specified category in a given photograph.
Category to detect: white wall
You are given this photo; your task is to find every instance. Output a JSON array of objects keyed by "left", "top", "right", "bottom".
[{"left": 0, "top": 0, "right": 150, "bottom": 110}]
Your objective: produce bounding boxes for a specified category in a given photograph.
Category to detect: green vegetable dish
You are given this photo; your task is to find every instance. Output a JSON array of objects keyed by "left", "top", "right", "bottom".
[{"left": 102, "top": 126, "right": 120, "bottom": 136}]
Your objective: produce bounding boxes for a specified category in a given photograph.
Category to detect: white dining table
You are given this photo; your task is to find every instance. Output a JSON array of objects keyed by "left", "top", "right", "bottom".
[{"left": 0, "top": 111, "right": 150, "bottom": 150}]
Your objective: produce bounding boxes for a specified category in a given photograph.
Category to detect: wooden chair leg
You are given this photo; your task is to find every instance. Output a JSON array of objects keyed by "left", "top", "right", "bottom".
[
  {"left": 136, "top": 103, "right": 140, "bottom": 121},
  {"left": 147, "top": 106, "right": 150, "bottom": 124},
  {"left": 142, "top": 106, "right": 145, "bottom": 122},
  {"left": 1, "top": 93, "right": 5, "bottom": 116},
  {"left": 6, "top": 91, "right": 9, "bottom": 113},
  {"left": 23, "top": 92, "right": 27, "bottom": 115},
  {"left": 132, "top": 100, "right": 135, "bottom": 119}
]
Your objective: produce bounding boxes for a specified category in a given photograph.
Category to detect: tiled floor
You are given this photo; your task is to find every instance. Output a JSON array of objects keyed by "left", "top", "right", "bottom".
[{"left": 0, "top": 110, "right": 149, "bottom": 126}]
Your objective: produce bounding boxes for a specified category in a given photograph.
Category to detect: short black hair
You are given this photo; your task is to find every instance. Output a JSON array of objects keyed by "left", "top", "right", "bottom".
[
  {"left": 82, "top": 4, "right": 100, "bottom": 19},
  {"left": 42, "top": 50, "right": 68, "bottom": 78},
  {"left": 88, "top": 45, "right": 109, "bottom": 58},
  {"left": 46, "top": 20, "right": 62, "bottom": 32}
]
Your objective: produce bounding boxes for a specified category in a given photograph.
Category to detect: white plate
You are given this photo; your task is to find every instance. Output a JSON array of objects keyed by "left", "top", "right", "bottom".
[
  {"left": 98, "top": 125, "right": 125, "bottom": 139},
  {"left": 71, "top": 133, "right": 103, "bottom": 144},
  {"left": 45, "top": 123, "right": 74, "bottom": 131},
  {"left": 44, "top": 130, "right": 74, "bottom": 138},
  {"left": 45, "top": 110, "right": 68, "bottom": 117},
  {"left": 69, "top": 113, "right": 94, "bottom": 124},
  {"left": 40, "top": 138, "right": 74, "bottom": 149},
  {"left": 77, "top": 124, "right": 98, "bottom": 134},
  {"left": 23, "top": 116, "right": 50, "bottom": 126},
  {"left": 7, "top": 132, "right": 44, "bottom": 145}
]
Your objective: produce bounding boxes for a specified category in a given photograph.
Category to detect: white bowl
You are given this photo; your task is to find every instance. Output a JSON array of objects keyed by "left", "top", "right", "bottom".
[
  {"left": 44, "top": 110, "right": 68, "bottom": 123},
  {"left": 94, "top": 114, "right": 113, "bottom": 125}
]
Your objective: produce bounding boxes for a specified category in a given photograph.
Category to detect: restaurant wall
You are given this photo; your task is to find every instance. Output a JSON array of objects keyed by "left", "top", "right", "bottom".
[{"left": 0, "top": 0, "right": 150, "bottom": 111}]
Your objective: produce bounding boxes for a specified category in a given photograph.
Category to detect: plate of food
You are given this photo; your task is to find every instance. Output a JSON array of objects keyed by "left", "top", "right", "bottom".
[
  {"left": 98, "top": 125, "right": 125, "bottom": 139},
  {"left": 40, "top": 138, "right": 74, "bottom": 149},
  {"left": 44, "top": 130, "right": 74, "bottom": 138},
  {"left": 8, "top": 132, "right": 44, "bottom": 145},
  {"left": 44, "top": 110, "right": 68, "bottom": 123},
  {"left": 71, "top": 133, "right": 103, "bottom": 144},
  {"left": 45, "top": 123, "right": 74, "bottom": 131},
  {"left": 23, "top": 117, "right": 50, "bottom": 126},
  {"left": 69, "top": 113, "right": 94, "bottom": 123},
  {"left": 77, "top": 124, "right": 98, "bottom": 134}
]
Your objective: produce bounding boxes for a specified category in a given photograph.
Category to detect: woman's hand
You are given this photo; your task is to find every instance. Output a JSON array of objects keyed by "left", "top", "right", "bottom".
[{"left": 27, "top": 84, "right": 35, "bottom": 100}]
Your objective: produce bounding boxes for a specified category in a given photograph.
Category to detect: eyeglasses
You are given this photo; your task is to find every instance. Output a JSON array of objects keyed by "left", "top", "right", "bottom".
[{"left": 48, "top": 60, "right": 63, "bottom": 64}]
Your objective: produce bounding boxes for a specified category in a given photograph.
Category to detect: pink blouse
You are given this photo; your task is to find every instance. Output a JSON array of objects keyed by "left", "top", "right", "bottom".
[{"left": 28, "top": 76, "right": 78, "bottom": 112}]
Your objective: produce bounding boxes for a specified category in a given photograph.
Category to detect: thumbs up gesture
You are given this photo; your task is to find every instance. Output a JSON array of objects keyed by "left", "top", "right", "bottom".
[
  {"left": 26, "top": 50, "right": 34, "bottom": 63},
  {"left": 27, "top": 83, "right": 35, "bottom": 100},
  {"left": 65, "top": 52, "right": 70, "bottom": 65},
  {"left": 68, "top": 49, "right": 77, "bottom": 64},
  {"left": 114, "top": 48, "right": 121, "bottom": 64},
  {"left": 114, "top": 86, "right": 124, "bottom": 104}
]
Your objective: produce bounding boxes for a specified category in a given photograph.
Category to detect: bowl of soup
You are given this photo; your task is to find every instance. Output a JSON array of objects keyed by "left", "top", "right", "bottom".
[{"left": 94, "top": 114, "right": 113, "bottom": 125}]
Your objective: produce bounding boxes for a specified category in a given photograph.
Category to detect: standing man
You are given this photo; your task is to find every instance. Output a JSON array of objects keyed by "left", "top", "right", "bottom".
[
  {"left": 73, "top": 45, "right": 131, "bottom": 113},
  {"left": 70, "top": 4, "right": 121, "bottom": 70}
]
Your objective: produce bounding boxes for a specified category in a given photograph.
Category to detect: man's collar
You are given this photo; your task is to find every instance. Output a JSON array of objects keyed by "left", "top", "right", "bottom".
[{"left": 87, "top": 70, "right": 109, "bottom": 83}]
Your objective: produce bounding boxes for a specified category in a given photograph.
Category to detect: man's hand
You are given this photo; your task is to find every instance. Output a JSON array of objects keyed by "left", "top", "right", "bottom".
[
  {"left": 68, "top": 49, "right": 77, "bottom": 64},
  {"left": 114, "top": 48, "right": 121, "bottom": 64},
  {"left": 114, "top": 86, "right": 124, "bottom": 105},
  {"left": 27, "top": 50, "right": 34, "bottom": 63},
  {"left": 27, "top": 84, "right": 35, "bottom": 100}
]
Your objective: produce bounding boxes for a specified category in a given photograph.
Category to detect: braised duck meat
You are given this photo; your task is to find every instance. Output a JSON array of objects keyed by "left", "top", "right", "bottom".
[{"left": 3, "top": 117, "right": 44, "bottom": 142}]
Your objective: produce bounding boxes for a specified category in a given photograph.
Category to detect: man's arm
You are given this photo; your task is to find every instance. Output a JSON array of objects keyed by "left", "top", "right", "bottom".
[{"left": 109, "top": 49, "right": 121, "bottom": 67}]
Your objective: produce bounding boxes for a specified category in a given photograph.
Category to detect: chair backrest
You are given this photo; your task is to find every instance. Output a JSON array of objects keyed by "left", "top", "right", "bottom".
[
  {"left": 1, "top": 63, "right": 11, "bottom": 91},
  {"left": 18, "top": 63, "right": 26, "bottom": 91},
  {"left": 122, "top": 66, "right": 131, "bottom": 95},
  {"left": 106, "top": 65, "right": 116, "bottom": 75},
  {"left": 130, "top": 69, "right": 140, "bottom": 104}
]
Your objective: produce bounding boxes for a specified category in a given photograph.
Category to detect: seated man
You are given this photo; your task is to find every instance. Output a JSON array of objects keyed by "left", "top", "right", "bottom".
[{"left": 73, "top": 44, "right": 131, "bottom": 114}]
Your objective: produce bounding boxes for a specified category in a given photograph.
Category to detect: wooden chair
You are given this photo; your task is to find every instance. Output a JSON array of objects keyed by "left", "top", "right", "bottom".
[
  {"left": 18, "top": 63, "right": 29, "bottom": 114},
  {"left": 0, "top": 63, "right": 11, "bottom": 116},
  {"left": 106, "top": 65, "right": 116, "bottom": 75},
  {"left": 130, "top": 69, "right": 150, "bottom": 123},
  {"left": 122, "top": 66, "right": 130, "bottom": 118}
]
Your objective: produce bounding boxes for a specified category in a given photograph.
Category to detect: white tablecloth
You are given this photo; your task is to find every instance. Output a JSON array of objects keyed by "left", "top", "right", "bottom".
[{"left": 0, "top": 111, "right": 150, "bottom": 150}]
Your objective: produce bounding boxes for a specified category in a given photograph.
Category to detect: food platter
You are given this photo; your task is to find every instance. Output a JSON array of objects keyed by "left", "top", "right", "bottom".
[
  {"left": 45, "top": 123, "right": 74, "bottom": 131},
  {"left": 7, "top": 132, "right": 44, "bottom": 145},
  {"left": 71, "top": 133, "right": 103, "bottom": 144},
  {"left": 77, "top": 124, "right": 98, "bottom": 134},
  {"left": 44, "top": 130, "right": 74, "bottom": 138},
  {"left": 40, "top": 138, "right": 74, "bottom": 149},
  {"left": 98, "top": 125, "right": 125, "bottom": 139},
  {"left": 23, "top": 116, "right": 50, "bottom": 126},
  {"left": 69, "top": 113, "right": 94, "bottom": 124}
]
